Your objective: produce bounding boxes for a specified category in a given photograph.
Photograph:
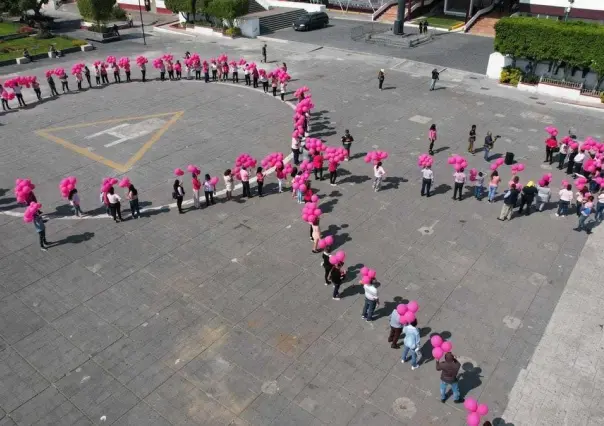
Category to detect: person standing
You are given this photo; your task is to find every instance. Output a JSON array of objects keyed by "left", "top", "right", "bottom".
[
  {"left": 260, "top": 72, "right": 268, "bottom": 93},
  {"left": 474, "top": 171, "right": 484, "bottom": 200},
  {"left": 329, "top": 261, "right": 345, "bottom": 300},
  {"left": 173, "top": 180, "right": 185, "bottom": 214},
  {"left": 421, "top": 165, "right": 434, "bottom": 196},
  {"left": 388, "top": 307, "right": 403, "bottom": 349},
  {"left": 261, "top": 43, "right": 267, "bottom": 63},
  {"left": 595, "top": 188, "right": 604, "bottom": 222},
  {"left": 203, "top": 174, "right": 216, "bottom": 206},
  {"left": 47, "top": 74, "right": 59, "bottom": 96},
  {"left": 1, "top": 84, "right": 10, "bottom": 109},
  {"left": 328, "top": 160, "right": 338, "bottom": 186},
  {"left": 487, "top": 170, "right": 500, "bottom": 202},
  {"left": 518, "top": 181, "right": 538, "bottom": 215},
  {"left": 75, "top": 70, "right": 83, "bottom": 90},
  {"left": 112, "top": 62, "right": 121, "bottom": 83},
  {"left": 468, "top": 124, "right": 476, "bottom": 154},
  {"left": 167, "top": 61, "right": 174, "bottom": 80},
  {"left": 33, "top": 211, "right": 49, "bottom": 251},
  {"left": 224, "top": 169, "right": 233, "bottom": 201},
  {"left": 240, "top": 168, "right": 251, "bottom": 198},
  {"left": 94, "top": 65, "right": 101, "bottom": 85},
  {"left": 211, "top": 61, "right": 217, "bottom": 81},
  {"left": 321, "top": 246, "right": 332, "bottom": 285},
  {"left": 256, "top": 167, "right": 265, "bottom": 197},
  {"left": 341, "top": 129, "right": 354, "bottom": 161},
  {"left": 311, "top": 217, "right": 321, "bottom": 253},
  {"left": 498, "top": 183, "right": 519, "bottom": 221},
  {"left": 191, "top": 173, "right": 201, "bottom": 209},
  {"left": 291, "top": 135, "right": 301, "bottom": 165},
  {"left": 84, "top": 65, "right": 92, "bottom": 87},
  {"left": 545, "top": 135, "right": 558, "bottom": 165},
  {"left": 313, "top": 152, "right": 324, "bottom": 180},
  {"left": 536, "top": 180, "right": 551, "bottom": 212},
  {"left": 575, "top": 195, "right": 594, "bottom": 233},
  {"left": 32, "top": 79, "right": 42, "bottom": 101},
  {"left": 252, "top": 67, "right": 259, "bottom": 88},
  {"left": 125, "top": 61, "right": 132, "bottom": 82},
  {"left": 378, "top": 69, "right": 385, "bottom": 90},
  {"left": 60, "top": 73, "right": 69, "bottom": 93},
  {"left": 373, "top": 161, "right": 386, "bottom": 192},
  {"left": 437, "top": 352, "right": 462, "bottom": 403},
  {"left": 556, "top": 184, "right": 573, "bottom": 217},
  {"left": 573, "top": 149, "right": 586, "bottom": 175},
  {"left": 159, "top": 61, "right": 166, "bottom": 81},
  {"left": 566, "top": 144, "right": 577, "bottom": 174},
  {"left": 127, "top": 12, "right": 134, "bottom": 27},
  {"left": 140, "top": 60, "right": 146, "bottom": 82},
  {"left": 13, "top": 84, "right": 26, "bottom": 107},
  {"left": 558, "top": 138, "right": 568, "bottom": 170},
  {"left": 68, "top": 188, "right": 83, "bottom": 217},
  {"left": 423, "top": 20, "right": 428, "bottom": 33},
  {"left": 107, "top": 187, "right": 123, "bottom": 222},
  {"left": 428, "top": 124, "right": 437, "bottom": 155},
  {"left": 271, "top": 74, "right": 278, "bottom": 96},
  {"left": 232, "top": 62, "right": 239, "bottom": 83},
  {"left": 127, "top": 184, "right": 141, "bottom": 218},
  {"left": 280, "top": 80, "right": 286, "bottom": 101},
  {"left": 401, "top": 320, "right": 420, "bottom": 370},
  {"left": 483, "top": 131, "right": 498, "bottom": 162},
  {"left": 430, "top": 68, "right": 439, "bottom": 91},
  {"left": 453, "top": 168, "right": 466, "bottom": 201},
  {"left": 100, "top": 64, "right": 109, "bottom": 84},
  {"left": 361, "top": 278, "right": 379, "bottom": 321}
]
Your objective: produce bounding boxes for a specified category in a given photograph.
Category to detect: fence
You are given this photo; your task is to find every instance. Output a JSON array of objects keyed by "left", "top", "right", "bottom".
[{"left": 539, "top": 76, "right": 583, "bottom": 90}]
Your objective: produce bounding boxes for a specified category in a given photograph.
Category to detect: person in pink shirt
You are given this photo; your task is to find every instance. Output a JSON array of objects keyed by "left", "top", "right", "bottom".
[
  {"left": 313, "top": 153, "right": 324, "bottom": 180},
  {"left": 256, "top": 167, "right": 265, "bottom": 197},
  {"left": 545, "top": 135, "right": 558, "bottom": 165},
  {"left": 167, "top": 61, "right": 174, "bottom": 80},
  {"left": 487, "top": 170, "right": 500, "bottom": 203},
  {"left": 428, "top": 124, "right": 437, "bottom": 155},
  {"left": 124, "top": 61, "right": 131, "bottom": 82},
  {"left": 240, "top": 168, "right": 251, "bottom": 198},
  {"left": 191, "top": 173, "right": 201, "bottom": 209},
  {"left": 276, "top": 162, "right": 285, "bottom": 193},
  {"left": 174, "top": 60, "right": 182, "bottom": 80},
  {"left": 328, "top": 161, "right": 338, "bottom": 186}
]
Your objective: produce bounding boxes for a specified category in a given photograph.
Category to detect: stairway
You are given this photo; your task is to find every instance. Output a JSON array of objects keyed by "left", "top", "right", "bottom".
[
  {"left": 467, "top": 10, "right": 506, "bottom": 37},
  {"left": 248, "top": 0, "right": 266, "bottom": 14},
  {"left": 377, "top": 4, "right": 399, "bottom": 22}
]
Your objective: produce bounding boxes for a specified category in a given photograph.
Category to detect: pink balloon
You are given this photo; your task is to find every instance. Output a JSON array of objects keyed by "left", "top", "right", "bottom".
[
  {"left": 313, "top": 209, "right": 322, "bottom": 217},
  {"left": 307, "top": 215, "right": 316, "bottom": 223},
  {"left": 447, "top": 157, "right": 456, "bottom": 165},
  {"left": 464, "top": 398, "right": 478, "bottom": 413},
  {"left": 403, "top": 311, "right": 415, "bottom": 324},
  {"left": 299, "top": 185, "right": 307, "bottom": 192},
  {"left": 396, "top": 304, "right": 407, "bottom": 315},
  {"left": 325, "top": 235, "right": 334, "bottom": 245},
  {"left": 430, "top": 335, "right": 443, "bottom": 348},
  {"left": 360, "top": 267, "right": 369, "bottom": 276},
  {"left": 302, "top": 214, "right": 309, "bottom": 222},
  {"left": 467, "top": 413, "right": 480, "bottom": 426},
  {"left": 174, "top": 168, "right": 184, "bottom": 176},
  {"left": 432, "top": 347, "right": 444, "bottom": 360},
  {"left": 361, "top": 276, "right": 371, "bottom": 284},
  {"left": 311, "top": 195, "right": 319, "bottom": 202},
  {"left": 476, "top": 404, "right": 489, "bottom": 416},
  {"left": 318, "top": 239, "right": 326, "bottom": 249},
  {"left": 441, "top": 341, "right": 452, "bottom": 352},
  {"left": 407, "top": 301, "right": 419, "bottom": 313},
  {"left": 329, "top": 256, "right": 338, "bottom": 265}
]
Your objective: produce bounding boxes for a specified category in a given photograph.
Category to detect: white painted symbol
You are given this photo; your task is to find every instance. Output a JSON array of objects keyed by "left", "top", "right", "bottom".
[
  {"left": 261, "top": 381, "right": 279, "bottom": 394},
  {"left": 495, "top": 113, "right": 506, "bottom": 118},
  {"left": 503, "top": 316, "right": 522, "bottom": 330},
  {"left": 85, "top": 118, "right": 167, "bottom": 148},
  {"left": 418, "top": 220, "right": 439, "bottom": 235},
  {"left": 80, "top": 376, "right": 91, "bottom": 384},
  {"left": 100, "top": 416, "right": 106, "bottom": 422},
  {"left": 409, "top": 115, "right": 432, "bottom": 124}
]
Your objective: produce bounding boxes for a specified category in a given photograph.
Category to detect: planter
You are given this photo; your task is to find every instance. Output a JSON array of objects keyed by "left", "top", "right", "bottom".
[
  {"left": 0, "top": 33, "right": 33, "bottom": 42},
  {"left": 85, "top": 30, "right": 121, "bottom": 43}
]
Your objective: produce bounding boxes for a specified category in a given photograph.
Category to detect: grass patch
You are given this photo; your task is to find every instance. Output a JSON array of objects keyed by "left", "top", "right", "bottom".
[
  {"left": 0, "top": 35, "right": 87, "bottom": 61},
  {"left": 413, "top": 15, "right": 465, "bottom": 29},
  {"left": 0, "top": 22, "right": 23, "bottom": 36}
]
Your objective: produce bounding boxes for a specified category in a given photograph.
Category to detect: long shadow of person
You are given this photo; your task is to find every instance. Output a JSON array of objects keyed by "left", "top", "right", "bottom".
[
  {"left": 373, "top": 295, "right": 405, "bottom": 321},
  {"left": 380, "top": 176, "right": 408, "bottom": 191},
  {"left": 48, "top": 232, "right": 95, "bottom": 247},
  {"left": 431, "top": 183, "right": 452, "bottom": 196},
  {"left": 458, "top": 362, "right": 483, "bottom": 398},
  {"left": 492, "top": 417, "right": 515, "bottom": 426}
]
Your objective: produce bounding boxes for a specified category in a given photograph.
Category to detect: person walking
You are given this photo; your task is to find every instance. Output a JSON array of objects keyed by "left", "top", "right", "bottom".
[
  {"left": 47, "top": 74, "right": 59, "bottom": 96},
  {"left": 378, "top": 69, "right": 385, "bottom": 90},
  {"left": 373, "top": 161, "right": 386, "bottom": 192},
  {"left": 68, "top": 188, "right": 83, "bottom": 217},
  {"left": 291, "top": 134, "right": 301, "bottom": 165},
  {"left": 311, "top": 217, "right": 321, "bottom": 253},
  {"left": 256, "top": 167, "right": 265, "bottom": 197},
  {"left": 361, "top": 278, "right": 379, "bottom": 321},
  {"left": 468, "top": 124, "right": 476, "bottom": 155},
  {"left": 437, "top": 352, "right": 462, "bottom": 403},
  {"left": 556, "top": 184, "right": 573, "bottom": 217},
  {"left": 33, "top": 211, "right": 49, "bottom": 251},
  {"left": 429, "top": 68, "right": 439, "bottom": 91},
  {"left": 575, "top": 195, "right": 594, "bottom": 233},
  {"left": 32, "top": 79, "right": 42, "bottom": 101},
  {"left": 487, "top": 170, "right": 500, "bottom": 203},
  {"left": 84, "top": 65, "right": 92, "bottom": 87},
  {"left": 13, "top": 84, "right": 26, "bottom": 107},
  {"left": 191, "top": 173, "right": 201, "bottom": 209},
  {"left": 107, "top": 187, "right": 123, "bottom": 222},
  {"left": 545, "top": 135, "right": 558, "bottom": 165},
  {"left": 498, "top": 183, "right": 519, "bottom": 221},
  {"left": 127, "top": 184, "right": 141, "bottom": 218},
  {"left": 241, "top": 167, "right": 251, "bottom": 198},
  {"left": 261, "top": 43, "right": 267, "bottom": 63},
  {"left": 224, "top": 169, "right": 233, "bottom": 201},
  {"left": 536, "top": 180, "right": 551, "bottom": 212},
  {"left": 329, "top": 261, "right": 345, "bottom": 300},
  {"left": 558, "top": 138, "right": 568, "bottom": 170},
  {"left": 518, "top": 181, "right": 538, "bottom": 215},
  {"left": 428, "top": 124, "right": 437, "bottom": 155},
  {"left": 453, "top": 168, "right": 466, "bottom": 201},
  {"left": 421, "top": 165, "right": 434, "bottom": 196},
  {"left": 328, "top": 160, "right": 338, "bottom": 186},
  {"left": 483, "top": 131, "right": 498, "bottom": 162},
  {"left": 203, "top": 174, "right": 216, "bottom": 206},
  {"left": 341, "top": 129, "right": 354, "bottom": 161},
  {"left": 313, "top": 152, "right": 324, "bottom": 180},
  {"left": 388, "top": 306, "right": 403, "bottom": 349},
  {"left": 173, "top": 179, "right": 185, "bottom": 214},
  {"left": 321, "top": 246, "right": 332, "bottom": 285},
  {"left": 401, "top": 320, "right": 420, "bottom": 370}
]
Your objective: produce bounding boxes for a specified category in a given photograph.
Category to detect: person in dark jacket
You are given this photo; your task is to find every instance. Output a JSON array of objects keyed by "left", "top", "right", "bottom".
[
  {"left": 430, "top": 68, "right": 439, "bottom": 91},
  {"left": 329, "top": 261, "right": 345, "bottom": 300},
  {"left": 518, "top": 181, "right": 538, "bottom": 215},
  {"left": 498, "top": 184, "right": 519, "bottom": 221},
  {"left": 436, "top": 352, "right": 461, "bottom": 403},
  {"left": 321, "top": 246, "right": 332, "bottom": 285}
]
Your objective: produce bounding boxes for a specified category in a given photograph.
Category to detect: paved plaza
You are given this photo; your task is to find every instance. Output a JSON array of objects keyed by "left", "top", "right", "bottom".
[{"left": 0, "top": 30, "right": 604, "bottom": 426}]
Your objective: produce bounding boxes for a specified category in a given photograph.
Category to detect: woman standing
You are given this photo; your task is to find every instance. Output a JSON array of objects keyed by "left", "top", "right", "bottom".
[
  {"left": 452, "top": 168, "right": 466, "bottom": 201},
  {"left": 191, "top": 173, "right": 201, "bottom": 209},
  {"left": 68, "top": 188, "right": 83, "bottom": 217},
  {"left": 173, "top": 180, "right": 184, "bottom": 213},
  {"left": 159, "top": 61, "right": 166, "bottom": 81},
  {"left": 256, "top": 167, "right": 265, "bottom": 197},
  {"left": 468, "top": 124, "right": 476, "bottom": 155},
  {"left": 32, "top": 79, "right": 42, "bottom": 101},
  {"left": 271, "top": 74, "right": 278, "bottom": 96},
  {"left": 558, "top": 139, "right": 568, "bottom": 170},
  {"left": 428, "top": 124, "right": 437, "bottom": 155},
  {"left": 378, "top": 69, "right": 385, "bottom": 90},
  {"left": 167, "top": 61, "right": 174, "bottom": 80},
  {"left": 112, "top": 62, "right": 121, "bottom": 83},
  {"left": 100, "top": 64, "right": 109, "bottom": 84},
  {"left": 328, "top": 161, "right": 338, "bottom": 186},
  {"left": 566, "top": 144, "right": 577, "bottom": 175},
  {"left": 329, "top": 261, "right": 346, "bottom": 300},
  {"left": 488, "top": 170, "right": 500, "bottom": 203},
  {"left": 280, "top": 80, "right": 286, "bottom": 101},
  {"left": 203, "top": 174, "right": 216, "bottom": 206},
  {"left": 311, "top": 217, "right": 321, "bottom": 253},
  {"left": 373, "top": 162, "right": 386, "bottom": 192},
  {"left": 107, "top": 187, "right": 123, "bottom": 222},
  {"left": 84, "top": 65, "right": 92, "bottom": 87},
  {"left": 59, "top": 73, "right": 70, "bottom": 93},
  {"left": 94, "top": 65, "right": 101, "bottom": 85},
  {"left": 545, "top": 135, "right": 558, "bottom": 165},
  {"left": 252, "top": 67, "right": 259, "bottom": 88},
  {"left": 127, "top": 184, "right": 141, "bottom": 218},
  {"left": 224, "top": 169, "right": 233, "bottom": 201}
]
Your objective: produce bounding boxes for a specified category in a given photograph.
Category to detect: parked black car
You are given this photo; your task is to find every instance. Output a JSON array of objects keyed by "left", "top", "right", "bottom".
[{"left": 293, "top": 12, "right": 329, "bottom": 31}]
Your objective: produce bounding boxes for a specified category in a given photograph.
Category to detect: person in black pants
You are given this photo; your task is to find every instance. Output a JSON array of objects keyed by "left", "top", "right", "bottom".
[
  {"left": 173, "top": 180, "right": 185, "bottom": 213},
  {"left": 47, "top": 75, "right": 59, "bottom": 97},
  {"left": 421, "top": 165, "right": 433, "bottom": 196},
  {"left": 378, "top": 69, "right": 385, "bottom": 90},
  {"left": 261, "top": 43, "right": 267, "bottom": 63},
  {"left": 84, "top": 66, "right": 92, "bottom": 87},
  {"left": 566, "top": 147, "right": 577, "bottom": 175},
  {"left": 256, "top": 167, "right": 265, "bottom": 197},
  {"left": 322, "top": 246, "right": 332, "bottom": 285},
  {"left": 329, "top": 262, "right": 345, "bottom": 300}
]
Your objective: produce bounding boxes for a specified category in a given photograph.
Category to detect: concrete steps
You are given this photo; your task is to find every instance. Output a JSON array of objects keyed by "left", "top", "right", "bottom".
[
  {"left": 248, "top": 0, "right": 266, "bottom": 14},
  {"left": 467, "top": 10, "right": 507, "bottom": 37},
  {"left": 245, "top": 7, "right": 307, "bottom": 34}
]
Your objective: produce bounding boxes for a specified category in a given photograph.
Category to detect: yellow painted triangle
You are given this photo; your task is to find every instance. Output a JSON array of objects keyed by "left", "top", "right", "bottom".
[{"left": 35, "top": 111, "right": 184, "bottom": 173}]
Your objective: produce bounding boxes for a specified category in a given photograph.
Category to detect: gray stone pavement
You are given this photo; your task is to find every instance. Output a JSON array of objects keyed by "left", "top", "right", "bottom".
[{"left": 0, "top": 31, "right": 604, "bottom": 425}]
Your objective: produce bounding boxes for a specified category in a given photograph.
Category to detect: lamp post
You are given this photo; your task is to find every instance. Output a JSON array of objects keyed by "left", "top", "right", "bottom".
[
  {"left": 564, "top": 0, "right": 574, "bottom": 22},
  {"left": 138, "top": 0, "right": 147, "bottom": 45}
]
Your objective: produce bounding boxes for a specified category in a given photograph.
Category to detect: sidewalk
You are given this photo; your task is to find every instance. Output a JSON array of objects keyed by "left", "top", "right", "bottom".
[{"left": 50, "top": 2, "right": 177, "bottom": 26}]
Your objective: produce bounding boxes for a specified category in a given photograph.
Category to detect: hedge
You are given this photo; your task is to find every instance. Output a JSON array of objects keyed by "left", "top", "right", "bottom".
[{"left": 494, "top": 17, "right": 604, "bottom": 83}]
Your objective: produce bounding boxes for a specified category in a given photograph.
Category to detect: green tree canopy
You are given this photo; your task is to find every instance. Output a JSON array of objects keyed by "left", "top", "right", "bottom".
[
  {"left": 77, "top": 0, "right": 116, "bottom": 24},
  {"left": 205, "top": 0, "right": 247, "bottom": 28}
]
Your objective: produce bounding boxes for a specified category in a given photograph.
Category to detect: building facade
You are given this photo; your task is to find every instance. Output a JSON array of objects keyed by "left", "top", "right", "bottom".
[{"left": 519, "top": 0, "right": 604, "bottom": 20}]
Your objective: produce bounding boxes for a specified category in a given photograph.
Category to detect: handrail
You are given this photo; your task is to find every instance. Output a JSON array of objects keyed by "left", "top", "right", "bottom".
[
  {"left": 372, "top": 0, "right": 437, "bottom": 22},
  {"left": 371, "top": 0, "right": 397, "bottom": 21},
  {"left": 463, "top": 0, "right": 498, "bottom": 32}
]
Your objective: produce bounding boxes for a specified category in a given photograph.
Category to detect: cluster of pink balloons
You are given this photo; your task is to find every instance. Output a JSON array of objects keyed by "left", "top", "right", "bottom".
[
  {"left": 23, "top": 202, "right": 42, "bottom": 223},
  {"left": 324, "top": 147, "right": 347, "bottom": 164},
  {"left": 317, "top": 235, "right": 334, "bottom": 249},
  {"left": 292, "top": 175, "right": 308, "bottom": 192},
  {"left": 510, "top": 163, "right": 525, "bottom": 175},
  {"left": 71, "top": 63, "right": 85, "bottom": 76},
  {"left": 186, "top": 164, "right": 201, "bottom": 175},
  {"left": 328, "top": 250, "right": 346, "bottom": 265},
  {"left": 294, "top": 86, "right": 310, "bottom": 100},
  {"left": 430, "top": 335, "right": 453, "bottom": 360},
  {"left": 417, "top": 153, "right": 433, "bottom": 168},
  {"left": 277, "top": 162, "right": 294, "bottom": 176},
  {"left": 106, "top": 55, "right": 117, "bottom": 65},
  {"left": 118, "top": 177, "right": 131, "bottom": 188},
  {"left": 581, "top": 136, "right": 604, "bottom": 153},
  {"left": 487, "top": 157, "right": 504, "bottom": 171},
  {"left": 359, "top": 266, "right": 377, "bottom": 284},
  {"left": 447, "top": 155, "right": 468, "bottom": 172},
  {"left": 14, "top": 178, "right": 35, "bottom": 204},
  {"left": 464, "top": 398, "right": 489, "bottom": 426},
  {"left": 118, "top": 57, "right": 130, "bottom": 69},
  {"left": 235, "top": 153, "right": 257, "bottom": 169},
  {"left": 152, "top": 58, "right": 164, "bottom": 69},
  {"left": 544, "top": 126, "right": 558, "bottom": 137},
  {"left": 174, "top": 168, "right": 185, "bottom": 176},
  {"left": 305, "top": 138, "right": 326, "bottom": 155},
  {"left": 184, "top": 54, "right": 202, "bottom": 68},
  {"left": 364, "top": 150, "right": 389, "bottom": 165},
  {"left": 209, "top": 176, "right": 220, "bottom": 186},
  {"left": 396, "top": 302, "right": 419, "bottom": 325},
  {"left": 575, "top": 176, "right": 589, "bottom": 192},
  {"left": 59, "top": 176, "right": 77, "bottom": 198},
  {"left": 302, "top": 201, "right": 322, "bottom": 223},
  {"left": 3, "top": 75, "right": 37, "bottom": 88},
  {"left": 261, "top": 152, "right": 285, "bottom": 169},
  {"left": 136, "top": 56, "right": 148, "bottom": 66},
  {"left": 299, "top": 159, "right": 315, "bottom": 173},
  {"left": 44, "top": 67, "right": 65, "bottom": 78},
  {"left": 268, "top": 68, "right": 290, "bottom": 83},
  {"left": 538, "top": 173, "right": 552, "bottom": 187},
  {"left": 469, "top": 168, "right": 478, "bottom": 182},
  {"left": 1, "top": 89, "right": 14, "bottom": 100},
  {"left": 101, "top": 177, "right": 118, "bottom": 193}
]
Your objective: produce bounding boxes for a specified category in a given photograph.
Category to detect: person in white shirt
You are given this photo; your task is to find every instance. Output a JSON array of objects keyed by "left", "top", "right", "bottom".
[
  {"left": 244, "top": 66, "right": 250, "bottom": 86},
  {"left": 558, "top": 141, "right": 568, "bottom": 170},
  {"left": 573, "top": 150, "right": 586, "bottom": 174},
  {"left": 556, "top": 184, "right": 573, "bottom": 217},
  {"left": 211, "top": 62, "right": 218, "bottom": 81},
  {"left": 13, "top": 84, "right": 26, "bottom": 107},
  {"left": 291, "top": 135, "right": 301, "bottom": 165},
  {"left": 240, "top": 168, "right": 250, "bottom": 198},
  {"left": 231, "top": 64, "right": 238, "bottom": 83},
  {"left": 421, "top": 165, "right": 434, "bottom": 197},
  {"left": 280, "top": 81, "right": 286, "bottom": 101},
  {"left": 453, "top": 168, "right": 466, "bottom": 201},
  {"left": 373, "top": 162, "right": 386, "bottom": 192},
  {"left": 361, "top": 278, "right": 379, "bottom": 321},
  {"left": 203, "top": 174, "right": 216, "bottom": 206},
  {"left": 106, "top": 187, "right": 123, "bottom": 222},
  {"left": 595, "top": 188, "right": 604, "bottom": 222}
]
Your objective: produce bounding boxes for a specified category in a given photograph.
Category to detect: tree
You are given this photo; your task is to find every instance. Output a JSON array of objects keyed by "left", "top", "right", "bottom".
[
  {"left": 77, "top": 0, "right": 116, "bottom": 28},
  {"left": 205, "top": 0, "right": 246, "bottom": 28},
  {"left": 165, "top": 0, "right": 211, "bottom": 22}
]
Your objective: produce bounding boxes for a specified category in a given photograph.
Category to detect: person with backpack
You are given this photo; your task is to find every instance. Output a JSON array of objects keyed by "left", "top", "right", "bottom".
[{"left": 173, "top": 180, "right": 185, "bottom": 214}]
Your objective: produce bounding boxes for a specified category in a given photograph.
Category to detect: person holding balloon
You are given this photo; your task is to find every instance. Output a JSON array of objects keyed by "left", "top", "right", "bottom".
[
  {"left": 401, "top": 320, "right": 420, "bottom": 370},
  {"left": 191, "top": 172, "right": 201, "bottom": 209},
  {"left": 328, "top": 251, "right": 347, "bottom": 300},
  {"left": 68, "top": 188, "right": 82, "bottom": 217},
  {"left": 435, "top": 349, "right": 461, "bottom": 403},
  {"left": 224, "top": 169, "right": 233, "bottom": 201},
  {"left": 388, "top": 305, "right": 404, "bottom": 349},
  {"left": 33, "top": 210, "right": 49, "bottom": 251},
  {"left": 320, "top": 238, "right": 334, "bottom": 284},
  {"left": 203, "top": 174, "right": 216, "bottom": 206},
  {"left": 361, "top": 277, "right": 379, "bottom": 321}
]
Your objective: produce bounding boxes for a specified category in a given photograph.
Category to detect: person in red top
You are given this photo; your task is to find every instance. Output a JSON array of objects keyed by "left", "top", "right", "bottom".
[
  {"left": 313, "top": 153, "right": 324, "bottom": 180},
  {"left": 191, "top": 173, "right": 201, "bottom": 209},
  {"left": 256, "top": 167, "right": 265, "bottom": 197},
  {"left": 276, "top": 163, "right": 285, "bottom": 193},
  {"left": 328, "top": 161, "right": 338, "bottom": 186},
  {"left": 545, "top": 136, "right": 558, "bottom": 165}
]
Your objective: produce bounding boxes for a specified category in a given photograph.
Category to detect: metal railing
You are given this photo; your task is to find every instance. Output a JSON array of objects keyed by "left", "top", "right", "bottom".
[
  {"left": 463, "top": 0, "right": 498, "bottom": 32},
  {"left": 580, "top": 88, "right": 604, "bottom": 97},
  {"left": 539, "top": 76, "right": 583, "bottom": 89}
]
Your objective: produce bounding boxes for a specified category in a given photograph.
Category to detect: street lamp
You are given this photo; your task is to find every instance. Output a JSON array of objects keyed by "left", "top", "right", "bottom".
[
  {"left": 137, "top": 0, "right": 147, "bottom": 45},
  {"left": 564, "top": 0, "right": 574, "bottom": 22}
]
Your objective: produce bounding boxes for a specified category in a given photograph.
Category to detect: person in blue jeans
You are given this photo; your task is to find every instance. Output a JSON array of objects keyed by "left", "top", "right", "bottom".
[
  {"left": 575, "top": 196, "right": 593, "bottom": 233},
  {"left": 401, "top": 321, "right": 420, "bottom": 370},
  {"left": 361, "top": 279, "right": 379, "bottom": 321},
  {"left": 596, "top": 190, "right": 604, "bottom": 222},
  {"left": 437, "top": 352, "right": 462, "bottom": 403}
]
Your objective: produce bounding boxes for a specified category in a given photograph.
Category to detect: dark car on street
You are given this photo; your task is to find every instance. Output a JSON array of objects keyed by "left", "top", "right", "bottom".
[{"left": 293, "top": 12, "right": 329, "bottom": 31}]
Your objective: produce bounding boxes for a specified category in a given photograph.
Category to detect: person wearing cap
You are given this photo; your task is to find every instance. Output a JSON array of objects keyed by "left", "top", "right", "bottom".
[
  {"left": 518, "top": 181, "right": 538, "bottom": 215},
  {"left": 378, "top": 69, "right": 385, "bottom": 90}
]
